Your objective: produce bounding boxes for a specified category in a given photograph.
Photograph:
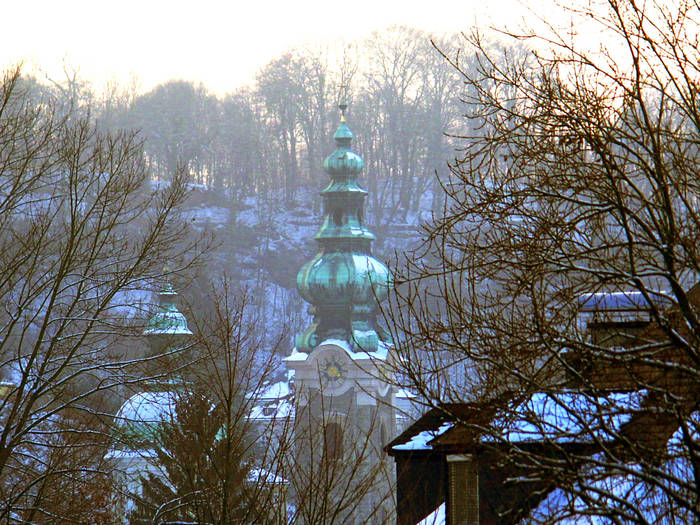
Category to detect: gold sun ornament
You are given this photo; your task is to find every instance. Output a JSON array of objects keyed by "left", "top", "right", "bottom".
[{"left": 321, "top": 356, "right": 346, "bottom": 385}]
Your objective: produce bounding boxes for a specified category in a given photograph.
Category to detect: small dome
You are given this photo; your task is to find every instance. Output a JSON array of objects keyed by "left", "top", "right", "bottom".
[
  {"left": 323, "top": 148, "right": 364, "bottom": 176},
  {"left": 334, "top": 121, "right": 354, "bottom": 141},
  {"left": 143, "top": 283, "right": 193, "bottom": 336},
  {"left": 112, "top": 390, "right": 178, "bottom": 447},
  {"left": 144, "top": 302, "right": 193, "bottom": 335}
]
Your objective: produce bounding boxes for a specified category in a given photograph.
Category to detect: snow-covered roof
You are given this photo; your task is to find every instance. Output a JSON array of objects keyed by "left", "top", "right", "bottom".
[
  {"left": 143, "top": 326, "right": 193, "bottom": 335},
  {"left": 143, "top": 303, "right": 193, "bottom": 335},
  {"left": 284, "top": 348, "right": 308, "bottom": 362},
  {"left": 252, "top": 380, "right": 291, "bottom": 400},
  {"left": 284, "top": 338, "right": 391, "bottom": 362},
  {"left": 246, "top": 468, "right": 288, "bottom": 485},
  {"left": 319, "top": 338, "right": 354, "bottom": 354},
  {"left": 104, "top": 447, "right": 157, "bottom": 460},
  {"left": 578, "top": 291, "right": 669, "bottom": 312},
  {"left": 494, "top": 391, "right": 644, "bottom": 443},
  {"left": 110, "top": 390, "right": 180, "bottom": 450},
  {"left": 530, "top": 427, "right": 695, "bottom": 524},
  {"left": 115, "top": 391, "right": 178, "bottom": 424},
  {"left": 416, "top": 503, "right": 445, "bottom": 525},
  {"left": 392, "top": 422, "right": 454, "bottom": 451},
  {"left": 390, "top": 390, "right": 645, "bottom": 454},
  {"left": 320, "top": 338, "right": 390, "bottom": 360},
  {"left": 396, "top": 388, "right": 416, "bottom": 399},
  {"left": 249, "top": 399, "right": 294, "bottom": 421},
  {"left": 246, "top": 378, "right": 294, "bottom": 421}
]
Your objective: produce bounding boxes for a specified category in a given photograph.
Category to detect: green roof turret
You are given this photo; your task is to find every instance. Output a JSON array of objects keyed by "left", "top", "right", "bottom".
[
  {"left": 325, "top": 104, "right": 362, "bottom": 176},
  {"left": 143, "top": 278, "right": 193, "bottom": 364},
  {"left": 296, "top": 104, "right": 392, "bottom": 353},
  {"left": 144, "top": 282, "right": 192, "bottom": 336}
]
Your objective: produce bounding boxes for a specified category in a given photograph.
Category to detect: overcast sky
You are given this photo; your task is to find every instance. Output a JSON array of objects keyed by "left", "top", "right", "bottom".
[{"left": 2, "top": 0, "right": 556, "bottom": 95}]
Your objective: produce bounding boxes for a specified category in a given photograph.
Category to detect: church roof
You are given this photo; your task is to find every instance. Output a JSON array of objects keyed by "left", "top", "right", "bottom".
[
  {"left": 295, "top": 105, "right": 392, "bottom": 354},
  {"left": 285, "top": 338, "right": 391, "bottom": 363},
  {"left": 111, "top": 389, "right": 178, "bottom": 449}
]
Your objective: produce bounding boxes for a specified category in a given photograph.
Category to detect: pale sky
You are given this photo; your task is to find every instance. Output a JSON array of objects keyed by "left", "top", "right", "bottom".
[{"left": 2, "top": 0, "right": 558, "bottom": 95}]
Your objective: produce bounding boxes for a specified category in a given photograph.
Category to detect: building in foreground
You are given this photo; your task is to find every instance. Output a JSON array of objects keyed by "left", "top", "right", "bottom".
[{"left": 387, "top": 290, "right": 696, "bottom": 524}]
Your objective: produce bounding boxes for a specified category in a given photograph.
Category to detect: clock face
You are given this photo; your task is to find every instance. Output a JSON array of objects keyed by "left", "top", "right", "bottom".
[
  {"left": 312, "top": 343, "right": 353, "bottom": 396},
  {"left": 320, "top": 355, "right": 346, "bottom": 386}
]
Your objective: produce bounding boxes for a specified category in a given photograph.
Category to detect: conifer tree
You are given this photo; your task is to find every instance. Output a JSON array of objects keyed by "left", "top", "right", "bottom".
[{"left": 128, "top": 389, "right": 268, "bottom": 525}]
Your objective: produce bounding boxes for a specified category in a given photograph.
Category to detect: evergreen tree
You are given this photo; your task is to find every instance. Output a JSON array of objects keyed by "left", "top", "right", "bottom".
[{"left": 128, "top": 389, "right": 270, "bottom": 525}]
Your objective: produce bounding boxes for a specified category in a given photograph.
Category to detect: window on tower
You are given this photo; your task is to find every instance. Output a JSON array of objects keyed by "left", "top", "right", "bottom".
[{"left": 323, "top": 422, "right": 344, "bottom": 463}]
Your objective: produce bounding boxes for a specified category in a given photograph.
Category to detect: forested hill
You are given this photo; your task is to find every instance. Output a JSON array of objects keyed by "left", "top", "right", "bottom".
[
  {"left": 116, "top": 26, "right": 464, "bottom": 223},
  {"left": 15, "top": 25, "right": 472, "bottom": 357}
]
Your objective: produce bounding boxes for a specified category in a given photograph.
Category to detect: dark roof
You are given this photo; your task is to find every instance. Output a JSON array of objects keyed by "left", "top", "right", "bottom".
[{"left": 386, "top": 402, "right": 497, "bottom": 455}]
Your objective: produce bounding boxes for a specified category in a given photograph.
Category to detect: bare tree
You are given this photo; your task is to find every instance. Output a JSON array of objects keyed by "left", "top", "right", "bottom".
[
  {"left": 127, "top": 80, "right": 217, "bottom": 183},
  {"left": 389, "top": 1, "right": 700, "bottom": 522},
  {"left": 115, "top": 281, "right": 397, "bottom": 525},
  {"left": 0, "top": 64, "right": 202, "bottom": 522},
  {"left": 256, "top": 54, "right": 307, "bottom": 207},
  {"left": 287, "top": 387, "right": 396, "bottom": 524}
]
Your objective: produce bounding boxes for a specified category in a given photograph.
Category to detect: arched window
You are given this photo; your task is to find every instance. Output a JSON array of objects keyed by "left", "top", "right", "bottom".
[{"left": 323, "top": 422, "right": 344, "bottom": 463}]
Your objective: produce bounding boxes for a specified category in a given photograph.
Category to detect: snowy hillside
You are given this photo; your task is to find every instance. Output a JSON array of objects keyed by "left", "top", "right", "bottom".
[{"left": 178, "top": 183, "right": 430, "bottom": 363}]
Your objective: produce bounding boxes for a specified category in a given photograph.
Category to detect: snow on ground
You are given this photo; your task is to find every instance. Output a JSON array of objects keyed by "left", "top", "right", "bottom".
[
  {"left": 184, "top": 206, "right": 230, "bottom": 228},
  {"left": 175, "top": 188, "right": 426, "bottom": 372}
]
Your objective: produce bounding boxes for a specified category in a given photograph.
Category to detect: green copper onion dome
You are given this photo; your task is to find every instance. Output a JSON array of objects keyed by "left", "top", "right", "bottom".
[
  {"left": 144, "top": 282, "right": 192, "bottom": 336},
  {"left": 143, "top": 280, "right": 193, "bottom": 361},
  {"left": 323, "top": 121, "right": 364, "bottom": 176},
  {"left": 296, "top": 104, "right": 392, "bottom": 353}
]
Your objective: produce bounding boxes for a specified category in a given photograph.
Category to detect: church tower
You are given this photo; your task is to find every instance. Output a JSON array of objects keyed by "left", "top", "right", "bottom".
[
  {"left": 285, "top": 105, "right": 395, "bottom": 523},
  {"left": 142, "top": 278, "right": 193, "bottom": 377},
  {"left": 107, "top": 278, "right": 193, "bottom": 498}
]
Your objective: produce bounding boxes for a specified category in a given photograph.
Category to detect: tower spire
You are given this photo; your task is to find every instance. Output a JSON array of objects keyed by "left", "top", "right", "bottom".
[
  {"left": 144, "top": 270, "right": 192, "bottom": 362},
  {"left": 295, "top": 104, "right": 392, "bottom": 353}
]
